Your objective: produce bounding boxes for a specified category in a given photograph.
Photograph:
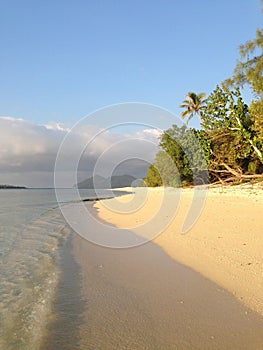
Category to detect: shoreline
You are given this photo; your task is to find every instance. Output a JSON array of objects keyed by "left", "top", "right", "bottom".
[
  {"left": 40, "top": 231, "right": 85, "bottom": 350},
  {"left": 94, "top": 184, "right": 263, "bottom": 316}
]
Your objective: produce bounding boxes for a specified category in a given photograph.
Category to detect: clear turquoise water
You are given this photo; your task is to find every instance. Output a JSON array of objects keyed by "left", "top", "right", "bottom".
[{"left": 0, "top": 189, "right": 113, "bottom": 350}]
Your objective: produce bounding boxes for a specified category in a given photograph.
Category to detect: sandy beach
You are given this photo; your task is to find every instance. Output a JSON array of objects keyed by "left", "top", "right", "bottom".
[
  {"left": 68, "top": 184, "right": 263, "bottom": 349},
  {"left": 94, "top": 183, "right": 263, "bottom": 317}
]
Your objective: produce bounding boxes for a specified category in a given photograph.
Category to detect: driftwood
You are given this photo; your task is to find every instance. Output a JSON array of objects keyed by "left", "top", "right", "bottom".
[{"left": 209, "top": 168, "right": 263, "bottom": 185}]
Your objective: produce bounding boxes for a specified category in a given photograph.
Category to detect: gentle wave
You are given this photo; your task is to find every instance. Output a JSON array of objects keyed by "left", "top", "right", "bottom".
[{"left": 0, "top": 207, "right": 70, "bottom": 350}]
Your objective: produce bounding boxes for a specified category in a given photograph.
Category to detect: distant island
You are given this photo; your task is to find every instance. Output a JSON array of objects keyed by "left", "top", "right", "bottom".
[
  {"left": 0, "top": 184, "right": 27, "bottom": 189},
  {"left": 76, "top": 175, "right": 137, "bottom": 189}
]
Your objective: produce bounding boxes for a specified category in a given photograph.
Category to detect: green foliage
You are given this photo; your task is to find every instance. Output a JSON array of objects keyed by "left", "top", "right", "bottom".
[
  {"left": 250, "top": 99, "right": 263, "bottom": 140},
  {"left": 159, "top": 125, "right": 193, "bottom": 184},
  {"left": 192, "top": 129, "right": 211, "bottom": 166},
  {"left": 155, "top": 151, "right": 180, "bottom": 187},
  {"left": 159, "top": 125, "right": 208, "bottom": 185},
  {"left": 144, "top": 124, "right": 210, "bottom": 187},
  {"left": 144, "top": 150, "right": 181, "bottom": 187},
  {"left": 144, "top": 163, "right": 162, "bottom": 187},
  {"left": 145, "top": 85, "right": 262, "bottom": 187},
  {"left": 222, "top": 8, "right": 263, "bottom": 179},
  {"left": 201, "top": 85, "right": 263, "bottom": 178},
  {"left": 248, "top": 161, "right": 257, "bottom": 175},
  {"left": 225, "top": 29, "right": 263, "bottom": 97},
  {"left": 224, "top": 2, "right": 263, "bottom": 98}
]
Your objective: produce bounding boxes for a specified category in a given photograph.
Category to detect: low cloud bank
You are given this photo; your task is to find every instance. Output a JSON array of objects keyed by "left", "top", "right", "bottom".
[{"left": 0, "top": 117, "right": 160, "bottom": 187}]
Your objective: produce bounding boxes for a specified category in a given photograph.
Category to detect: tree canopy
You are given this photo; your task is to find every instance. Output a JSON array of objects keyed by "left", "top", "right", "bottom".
[
  {"left": 224, "top": 29, "right": 263, "bottom": 98},
  {"left": 201, "top": 86, "right": 263, "bottom": 183},
  {"left": 145, "top": 85, "right": 263, "bottom": 187}
]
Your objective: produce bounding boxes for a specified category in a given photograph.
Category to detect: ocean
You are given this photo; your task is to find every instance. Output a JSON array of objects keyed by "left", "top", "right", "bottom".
[{"left": 0, "top": 188, "right": 114, "bottom": 350}]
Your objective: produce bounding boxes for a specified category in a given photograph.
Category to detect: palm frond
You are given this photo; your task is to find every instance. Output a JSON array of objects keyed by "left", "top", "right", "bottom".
[{"left": 179, "top": 91, "right": 207, "bottom": 123}]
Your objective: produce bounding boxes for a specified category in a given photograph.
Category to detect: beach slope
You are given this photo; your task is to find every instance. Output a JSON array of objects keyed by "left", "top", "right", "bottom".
[{"left": 94, "top": 184, "right": 263, "bottom": 316}]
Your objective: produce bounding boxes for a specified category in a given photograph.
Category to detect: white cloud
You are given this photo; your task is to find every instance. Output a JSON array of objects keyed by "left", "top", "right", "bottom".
[
  {"left": 0, "top": 117, "right": 160, "bottom": 187},
  {"left": 44, "top": 122, "right": 70, "bottom": 132},
  {"left": 133, "top": 128, "right": 162, "bottom": 141}
]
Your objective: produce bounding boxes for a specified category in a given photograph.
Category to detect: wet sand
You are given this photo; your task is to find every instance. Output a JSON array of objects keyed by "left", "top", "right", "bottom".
[{"left": 72, "top": 203, "right": 263, "bottom": 350}]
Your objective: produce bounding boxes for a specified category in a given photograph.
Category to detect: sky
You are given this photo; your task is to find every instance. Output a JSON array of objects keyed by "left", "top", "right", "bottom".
[{"left": 0, "top": 0, "right": 262, "bottom": 187}]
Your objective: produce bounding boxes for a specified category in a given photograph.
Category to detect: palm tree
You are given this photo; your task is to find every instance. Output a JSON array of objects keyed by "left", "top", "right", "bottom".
[{"left": 180, "top": 92, "right": 206, "bottom": 124}]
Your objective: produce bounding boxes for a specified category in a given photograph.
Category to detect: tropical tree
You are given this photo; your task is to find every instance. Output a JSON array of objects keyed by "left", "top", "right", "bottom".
[
  {"left": 144, "top": 151, "right": 180, "bottom": 187},
  {"left": 143, "top": 163, "right": 162, "bottom": 187},
  {"left": 224, "top": 28, "right": 263, "bottom": 98},
  {"left": 159, "top": 125, "right": 208, "bottom": 185},
  {"left": 179, "top": 92, "right": 206, "bottom": 124},
  {"left": 201, "top": 85, "right": 263, "bottom": 183},
  {"left": 224, "top": 6, "right": 263, "bottom": 153}
]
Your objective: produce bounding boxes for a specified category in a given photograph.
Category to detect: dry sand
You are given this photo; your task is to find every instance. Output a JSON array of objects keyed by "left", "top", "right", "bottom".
[{"left": 94, "top": 183, "right": 263, "bottom": 316}]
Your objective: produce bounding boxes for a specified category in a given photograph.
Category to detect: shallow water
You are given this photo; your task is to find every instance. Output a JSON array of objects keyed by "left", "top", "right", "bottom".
[{"left": 0, "top": 188, "right": 118, "bottom": 350}]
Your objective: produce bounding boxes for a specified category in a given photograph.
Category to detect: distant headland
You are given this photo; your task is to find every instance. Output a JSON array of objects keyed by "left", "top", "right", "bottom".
[
  {"left": 0, "top": 184, "right": 27, "bottom": 189},
  {"left": 76, "top": 175, "right": 137, "bottom": 189}
]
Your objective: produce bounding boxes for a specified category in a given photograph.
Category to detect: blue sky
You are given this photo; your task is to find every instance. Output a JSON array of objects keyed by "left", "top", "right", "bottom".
[{"left": 1, "top": 0, "right": 262, "bottom": 128}]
